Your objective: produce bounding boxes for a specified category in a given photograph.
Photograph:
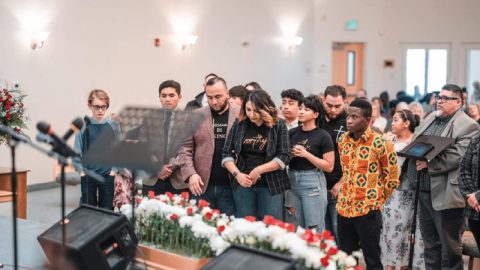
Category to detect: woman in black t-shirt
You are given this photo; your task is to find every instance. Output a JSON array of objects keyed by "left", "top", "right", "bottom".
[
  {"left": 286, "top": 95, "right": 334, "bottom": 230},
  {"left": 222, "top": 90, "right": 291, "bottom": 220}
]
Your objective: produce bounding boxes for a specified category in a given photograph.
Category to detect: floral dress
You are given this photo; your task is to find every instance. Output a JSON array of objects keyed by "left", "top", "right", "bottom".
[{"left": 380, "top": 139, "right": 425, "bottom": 269}]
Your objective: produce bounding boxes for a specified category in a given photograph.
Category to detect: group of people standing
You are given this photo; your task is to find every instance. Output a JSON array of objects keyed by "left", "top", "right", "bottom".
[{"left": 73, "top": 74, "right": 480, "bottom": 270}]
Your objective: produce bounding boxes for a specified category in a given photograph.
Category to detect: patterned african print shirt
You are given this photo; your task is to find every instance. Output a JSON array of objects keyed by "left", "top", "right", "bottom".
[{"left": 336, "top": 128, "right": 399, "bottom": 218}]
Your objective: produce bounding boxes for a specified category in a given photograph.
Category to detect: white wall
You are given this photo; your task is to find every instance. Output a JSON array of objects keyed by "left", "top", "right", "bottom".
[
  {"left": 0, "top": 0, "right": 315, "bottom": 184},
  {"left": 0, "top": 0, "right": 479, "bottom": 184}
]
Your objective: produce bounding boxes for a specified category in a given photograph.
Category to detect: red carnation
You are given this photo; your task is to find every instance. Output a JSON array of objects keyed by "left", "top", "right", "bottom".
[
  {"left": 245, "top": 216, "right": 256, "bottom": 222},
  {"left": 217, "top": 225, "right": 225, "bottom": 233},
  {"left": 212, "top": 209, "right": 221, "bottom": 215},
  {"left": 170, "top": 213, "right": 178, "bottom": 221},
  {"left": 135, "top": 197, "right": 143, "bottom": 205},
  {"left": 320, "top": 242, "right": 327, "bottom": 250},
  {"left": 198, "top": 199, "right": 210, "bottom": 209},
  {"left": 320, "top": 256, "right": 329, "bottom": 267},
  {"left": 181, "top": 191, "right": 189, "bottom": 201},
  {"left": 148, "top": 190, "right": 155, "bottom": 199},
  {"left": 186, "top": 207, "right": 193, "bottom": 216},
  {"left": 286, "top": 223, "right": 296, "bottom": 232},
  {"left": 263, "top": 215, "right": 274, "bottom": 225},
  {"left": 327, "top": 247, "right": 338, "bottom": 256},
  {"left": 165, "top": 192, "right": 174, "bottom": 200},
  {"left": 205, "top": 211, "right": 213, "bottom": 221}
]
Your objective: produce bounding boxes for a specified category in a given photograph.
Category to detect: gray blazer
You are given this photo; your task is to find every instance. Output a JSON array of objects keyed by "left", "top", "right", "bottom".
[{"left": 412, "top": 110, "right": 479, "bottom": 210}]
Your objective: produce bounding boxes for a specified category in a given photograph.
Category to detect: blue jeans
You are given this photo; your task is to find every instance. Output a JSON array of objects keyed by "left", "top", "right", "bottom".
[
  {"left": 80, "top": 174, "right": 115, "bottom": 210},
  {"left": 325, "top": 190, "right": 338, "bottom": 239},
  {"left": 193, "top": 184, "right": 235, "bottom": 216},
  {"left": 285, "top": 169, "right": 327, "bottom": 229},
  {"left": 233, "top": 186, "right": 284, "bottom": 220}
]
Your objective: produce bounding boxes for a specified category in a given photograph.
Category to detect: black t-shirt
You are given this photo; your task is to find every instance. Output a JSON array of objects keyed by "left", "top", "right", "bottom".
[
  {"left": 209, "top": 108, "right": 230, "bottom": 186},
  {"left": 289, "top": 127, "right": 334, "bottom": 171},
  {"left": 241, "top": 120, "right": 269, "bottom": 187},
  {"left": 321, "top": 112, "right": 347, "bottom": 190}
]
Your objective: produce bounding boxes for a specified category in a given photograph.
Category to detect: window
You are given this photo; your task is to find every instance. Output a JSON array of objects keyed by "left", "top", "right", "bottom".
[
  {"left": 467, "top": 49, "right": 480, "bottom": 91},
  {"left": 405, "top": 48, "right": 448, "bottom": 96}
]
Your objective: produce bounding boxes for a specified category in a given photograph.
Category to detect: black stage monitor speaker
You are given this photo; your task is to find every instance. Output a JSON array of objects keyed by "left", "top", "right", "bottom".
[
  {"left": 202, "top": 244, "right": 296, "bottom": 270},
  {"left": 37, "top": 205, "right": 138, "bottom": 270}
]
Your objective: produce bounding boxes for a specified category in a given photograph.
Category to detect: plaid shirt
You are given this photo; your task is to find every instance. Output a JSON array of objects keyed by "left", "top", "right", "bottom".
[
  {"left": 336, "top": 128, "right": 399, "bottom": 218},
  {"left": 459, "top": 135, "right": 480, "bottom": 221},
  {"left": 222, "top": 118, "right": 291, "bottom": 195}
]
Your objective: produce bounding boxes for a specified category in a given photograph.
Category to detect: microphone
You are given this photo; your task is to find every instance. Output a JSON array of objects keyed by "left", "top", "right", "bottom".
[
  {"left": 36, "top": 133, "right": 55, "bottom": 146},
  {"left": 36, "top": 121, "right": 80, "bottom": 158},
  {"left": 62, "top": 117, "right": 84, "bottom": 141}
]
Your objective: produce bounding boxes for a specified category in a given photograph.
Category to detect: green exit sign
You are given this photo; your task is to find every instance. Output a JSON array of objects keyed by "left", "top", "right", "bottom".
[{"left": 345, "top": 20, "right": 358, "bottom": 31}]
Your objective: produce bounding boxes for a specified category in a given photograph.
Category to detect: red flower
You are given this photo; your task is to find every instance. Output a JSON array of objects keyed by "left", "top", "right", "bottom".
[
  {"left": 165, "top": 192, "right": 174, "bottom": 200},
  {"left": 245, "top": 216, "right": 256, "bottom": 222},
  {"left": 148, "top": 190, "right": 155, "bottom": 199},
  {"left": 170, "top": 213, "right": 178, "bottom": 221},
  {"left": 263, "top": 215, "right": 275, "bottom": 225},
  {"left": 212, "top": 209, "right": 221, "bottom": 215},
  {"left": 14, "top": 127, "right": 20, "bottom": 133},
  {"left": 135, "top": 197, "right": 143, "bottom": 205},
  {"left": 5, "top": 101, "right": 11, "bottom": 110},
  {"left": 205, "top": 212, "right": 213, "bottom": 221},
  {"left": 322, "top": 230, "right": 334, "bottom": 240},
  {"left": 198, "top": 199, "right": 210, "bottom": 209},
  {"left": 320, "top": 256, "right": 329, "bottom": 267},
  {"left": 6, "top": 113, "right": 11, "bottom": 120},
  {"left": 286, "top": 223, "right": 296, "bottom": 233},
  {"left": 320, "top": 242, "right": 327, "bottom": 250},
  {"left": 327, "top": 247, "right": 338, "bottom": 256},
  {"left": 217, "top": 225, "right": 225, "bottom": 233},
  {"left": 186, "top": 207, "right": 193, "bottom": 216},
  {"left": 181, "top": 191, "right": 189, "bottom": 201}
]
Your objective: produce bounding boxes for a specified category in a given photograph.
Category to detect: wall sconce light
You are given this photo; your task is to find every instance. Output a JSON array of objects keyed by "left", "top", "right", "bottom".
[
  {"left": 287, "top": 36, "right": 303, "bottom": 51},
  {"left": 31, "top": 32, "right": 49, "bottom": 50},
  {"left": 181, "top": 34, "right": 197, "bottom": 50}
]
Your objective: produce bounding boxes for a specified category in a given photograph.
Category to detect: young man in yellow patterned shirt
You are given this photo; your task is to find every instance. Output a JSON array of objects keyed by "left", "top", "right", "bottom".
[{"left": 336, "top": 98, "right": 399, "bottom": 270}]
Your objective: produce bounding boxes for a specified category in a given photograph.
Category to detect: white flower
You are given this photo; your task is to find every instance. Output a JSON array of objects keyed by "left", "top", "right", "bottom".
[
  {"left": 345, "top": 256, "right": 358, "bottom": 267},
  {"left": 179, "top": 216, "right": 194, "bottom": 228},
  {"left": 120, "top": 204, "right": 132, "bottom": 219},
  {"left": 210, "top": 237, "right": 231, "bottom": 256},
  {"left": 245, "top": 235, "right": 257, "bottom": 246}
]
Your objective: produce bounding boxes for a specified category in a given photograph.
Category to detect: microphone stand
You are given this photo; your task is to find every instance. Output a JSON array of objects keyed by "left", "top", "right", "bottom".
[{"left": 8, "top": 137, "right": 20, "bottom": 270}]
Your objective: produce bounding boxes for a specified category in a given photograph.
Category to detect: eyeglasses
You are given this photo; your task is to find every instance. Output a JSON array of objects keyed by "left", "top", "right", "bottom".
[
  {"left": 435, "top": 95, "right": 459, "bottom": 103},
  {"left": 91, "top": 104, "right": 108, "bottom": 111}
]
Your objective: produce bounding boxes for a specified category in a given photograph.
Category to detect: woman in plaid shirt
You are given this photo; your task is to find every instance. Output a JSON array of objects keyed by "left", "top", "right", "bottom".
[
  {"left": 459, "top": 135, "right": 480, "bottom": 248},
  {"left": 222, "top": 90, "right": 291, "bottom": 220}
]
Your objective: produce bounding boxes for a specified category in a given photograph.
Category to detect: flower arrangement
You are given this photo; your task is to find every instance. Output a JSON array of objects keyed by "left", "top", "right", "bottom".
[
  {"left": 0, "top": 88, "right": 28, "bottom": 144},
  {"left": 120, "top": 193, "right": 362, "bottom": 270}
]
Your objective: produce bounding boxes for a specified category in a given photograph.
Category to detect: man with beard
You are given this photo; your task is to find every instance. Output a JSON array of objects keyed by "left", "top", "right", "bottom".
[
  {"left": 336, "top": 98, "right": 399, "bottom": 270},
  {"left": 321, "top": 85, "right": 348, "bottom": 240},
  {"left": 184, "top": 73, "right": 218, "bottom": 111},
  {"left": 176, "top": 76, "right": 240, "bottom": 215}
]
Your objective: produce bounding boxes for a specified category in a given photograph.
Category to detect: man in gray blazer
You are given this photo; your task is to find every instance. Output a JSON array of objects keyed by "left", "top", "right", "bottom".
[
  {"left": 175, "top": 77, "right": 240, "bottom": 216},
  {"left": 406, "top": 84, "right": 480, "bottom": 270}
]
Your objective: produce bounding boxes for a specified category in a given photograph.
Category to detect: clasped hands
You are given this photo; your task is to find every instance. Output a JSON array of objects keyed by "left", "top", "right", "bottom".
[
  {"left": 467, "top": 193, "right": 480, "bottom": 212},
  {"left": 236, "top": 168, "right": 262, "bottom": 188}
]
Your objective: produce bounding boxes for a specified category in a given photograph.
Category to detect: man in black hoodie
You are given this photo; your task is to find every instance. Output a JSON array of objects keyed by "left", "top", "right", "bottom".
[
  {"left": 184, "top": 73, "right": 218, "bottom": 111},
  {"left": 321, "top": 85, "right": 348, "bottom": 240}
]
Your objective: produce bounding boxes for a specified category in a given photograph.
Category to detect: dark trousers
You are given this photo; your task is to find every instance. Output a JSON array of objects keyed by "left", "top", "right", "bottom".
[
  {"left": 193, "top": 184, "right": 236, "bottom": 216},
  {"left": 337, "top": 210, "right": 383, "bottom": 270},
  {"left": 80, "top": 175, "right": 114, "bottom": 210},
  {"left": 469, "top": 219, "right": 480, "bottom": 249},
  {"left": 142, "top": 179, "right": 189, "bottom": 197},
  {"left": 418, "top": 191, "right": 465, "bottom": 270}
]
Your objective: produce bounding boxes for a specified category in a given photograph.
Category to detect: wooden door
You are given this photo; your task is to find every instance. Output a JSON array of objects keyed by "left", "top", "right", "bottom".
[{"left": 332, "top": 42, "right": 364, "bottom": 96}]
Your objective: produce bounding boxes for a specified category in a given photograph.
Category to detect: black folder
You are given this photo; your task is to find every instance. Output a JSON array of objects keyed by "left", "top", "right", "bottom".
[{"left": 397, "top": 135, "right": 455, "bottom": 161}]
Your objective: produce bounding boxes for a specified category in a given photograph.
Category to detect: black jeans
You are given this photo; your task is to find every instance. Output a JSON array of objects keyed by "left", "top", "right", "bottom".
[
  {"left": 469, "top": 218, "right": 480, "bottom": 251},
  {"left": 337, "top": 210, "right": 383, "bottom": 270},
  {"left": 80, "top": 174, "right": 115, "bottom": 210},
  {"left": 142, "top": 179, "right": 189, "bottom": 197}
]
